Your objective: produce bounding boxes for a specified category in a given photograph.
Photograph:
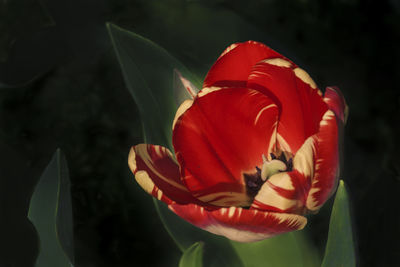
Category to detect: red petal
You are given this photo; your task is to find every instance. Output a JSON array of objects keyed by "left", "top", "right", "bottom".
[
  {"left": 203, "top": 41, "right": 294, "bottom": 88},
  {"left": 173, "top": 88, "right": 279, "bottom": 206},
  {"left": 324, "top": 86, "right": 348, "bottom": 124},
  {"left": 169, "top": 203, "right": 307, "bottom": 242},
  {"left": 306, "top": 110, "right": 340, "bottom": 211},
  {"left": 128, "top": 144, "right": 204, "bottom": 205},
  {"left": 247, "top": 60, "right": 328, "bottom": 153},
  {"left": 251, "top": 171, "right": 310, "bottom": 214}
]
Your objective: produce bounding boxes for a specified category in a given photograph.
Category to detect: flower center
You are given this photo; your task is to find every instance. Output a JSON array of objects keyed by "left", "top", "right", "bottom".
[{"left": 244, "top": 152, "right": 293, "bottom": 198}]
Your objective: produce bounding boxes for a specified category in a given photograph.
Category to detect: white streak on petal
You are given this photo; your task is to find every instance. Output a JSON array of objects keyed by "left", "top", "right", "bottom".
[
  {"left": 306, "top": 187, "right": 322, "bottom": 210},
  {"left": 237, "top": 207, "right": 242, "bottom": 217},
  {"left": 204, "top": 225, "right": 275, "bottom": 243},
  {"left": 197, "top": 87, "right": 222, "bottom": 98},
  {"left": 277, "top": 133, "right": 292, "bottom": 153},
  {"left": 196, "top": 191, "right": 250, "bottom": 206},
  {"left": 268, "top": 121, "right": 278, "bottom": 157},
  {"left": 128, "top": 147, "right": 137, "bottom": 172},
  {"left": 263, "top": 58, "right": 292, "bottom": 68},
  {"left": 136, "top": 145, "right": 188, "bottom": 191},
  {"left": 220, "top": 208, "right": 227, "bottom": 216},
  {"left": 154, "top": 146, "right": 162, "bottom": 157},
  {"left": 157, "top": 189, "right": 163, "bottom": 200},
  {"left": 135, "top": 170, "right": 155, "bottom": 194},
  {"left": 218, "top": 43, "right": 239, "bottom": 59},
  {"left": 172, "top": 99, "right": 193, "bottom": 130},
  {"left": 228, "top": 207, "right": 236, "bottom": 218},
  {"left": 255, "top": 173, "right": 298, "bottom": 210},
  {"left": 203, "top": 211, "right": 307, "bottom": 242},
  {"left": 272, "top": 213, "right": 306, "bottom": 227},
  {"left": 269, "top": 172, "right": 295, "bottom": 190},
  {"left": 293, "top": 136, "right": 315, "bottom": 179},
  {"left": 294, "top": 68, "right": 317, "bottom": 89},
  {"left": 254, "top": 104, "right": 277, "bottom": 125},
  {"left": 320, "top": 110, "right": 335, "bottom": 125}
]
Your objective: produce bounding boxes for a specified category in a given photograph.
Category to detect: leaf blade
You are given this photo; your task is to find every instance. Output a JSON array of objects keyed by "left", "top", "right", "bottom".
[
  {"left": 179, "top": 242, "right": 204, "bottom": 267},
  {"left": 321, "top": 180, "right": 356, "bottom": 267},
  {"left": 28, "top": 149, "right": 74, "bottom": 267},
  {"left": 231, "top": 231, "right": 320, "bottom": 267},
  {"left": 107, "top": 22, "right": 201, "bottom": 149}
]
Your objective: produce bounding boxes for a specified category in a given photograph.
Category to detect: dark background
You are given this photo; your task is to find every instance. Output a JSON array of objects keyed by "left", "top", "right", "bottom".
[{"left": 0, "top": 0, "right": 399, "bottom": 266}]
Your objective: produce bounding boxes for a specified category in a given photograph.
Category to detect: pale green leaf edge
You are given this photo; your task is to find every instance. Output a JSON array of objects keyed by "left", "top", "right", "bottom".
[{"left": 179, "top": 242, "right": 204, "bottom": 267}]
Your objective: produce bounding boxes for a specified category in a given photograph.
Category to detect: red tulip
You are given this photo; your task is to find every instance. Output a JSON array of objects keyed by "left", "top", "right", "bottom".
[{"left": 128, "top": 41, "right": 347, "bottom": 242}]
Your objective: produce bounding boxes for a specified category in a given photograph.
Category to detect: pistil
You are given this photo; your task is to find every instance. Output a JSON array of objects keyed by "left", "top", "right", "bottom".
[{"left": 244, "top": 152, "right": 293, "bottom": 198}]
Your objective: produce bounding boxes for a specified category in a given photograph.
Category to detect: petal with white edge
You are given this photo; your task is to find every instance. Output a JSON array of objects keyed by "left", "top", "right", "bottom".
[
  {"left": 169, "top": 203, "right": 307, "bottom": 242},
  {"left": 251, "top": 171, "right": 309, "bottom": 214},
  {"left": 128, "top": 144, "right": 205, "bottom": 205},
  {"left": 306, "top": 110, "right": 340, "bottom": 211},
  {"left": 324, "top": 86, "right": 348, "bottom": 124},
  {"left": 203, "top": 41, "right": 295, "bottom": 88},
  {"left": 173, "top": 88, "right": 279, "bottom": 207},
  {"left": 247, "top": 59, "right": 328, "bottom": 153}
]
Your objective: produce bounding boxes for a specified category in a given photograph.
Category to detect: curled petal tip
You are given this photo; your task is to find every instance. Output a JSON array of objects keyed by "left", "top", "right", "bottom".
[{"left": 324, "top": 86, "right": 348, "bottom": 124}]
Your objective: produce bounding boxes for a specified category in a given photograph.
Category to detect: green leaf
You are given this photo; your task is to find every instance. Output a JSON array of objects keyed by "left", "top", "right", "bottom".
[
  {"left": 179, "top": 242, "right": 204, "bottom": 267},
  {"left": 108, "top": 23, "right": 244, "bottom": 266},
  {"left": 28, "top": 149, "right": 74, "bottom": 267},
  {"left": 231, "top": 232, "right": 320, "bottom": 267},
  {"left": 155, "top": 200, "right": 244, "bottom": 267},
  {"left": 321, "top": 180, "right": 356, "bottom": 267},
  {"left": 107, "top": 22, "right": 201, "bottom": 149}
]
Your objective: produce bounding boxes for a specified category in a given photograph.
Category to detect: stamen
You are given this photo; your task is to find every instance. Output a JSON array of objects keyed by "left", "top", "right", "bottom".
[
  {"left": 261, "top": 159, "right": 287, "bottom": 181},
  {"left": 287, "top": 158, "right": 293, "bottom": 172},
  {"left": 255, "top": 166, "right": 261, "bottom": 174},
  {"left": 244, "top": 172, "right": 263, "bottom": 197},
  {"left": 244, "top": 152, "right": 293, "bottom": 199}
]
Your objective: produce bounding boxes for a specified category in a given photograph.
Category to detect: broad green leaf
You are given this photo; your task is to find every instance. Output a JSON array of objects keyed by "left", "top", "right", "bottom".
[
  {"left": 107, "top": 22, "right": 201, "bottom": 149},
  {"left": 108, "top": 23, "right": 242, "bottom": 266},
  {"left": 179, "top": 242, "right": 204, "bottom": 267},
  {"left": 155, "top": 200, "right": 244, "bottom": 267},
  {"left": 231, "top": 232, "right": 320, "bottom": 267},
  {"left": 28, "top": 149, "right": 74, "bottom": 267},
  {"left": 322, "top": 180, "right": 356, "bottom": 267}
]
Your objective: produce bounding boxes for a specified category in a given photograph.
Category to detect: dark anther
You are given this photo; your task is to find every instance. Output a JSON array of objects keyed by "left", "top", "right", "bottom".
[
  {"left": 270, "top": 152, "right": 293, "bottom": 172},
  {"left": 244, "top": 170, "right": 263, "bottom": 198},
  {"left": 286, "top": 158, "right": 293, "bottom": 172},
  {"left": 244, "top": 152, "right": 293, "bottom": 198},
  {"left": 255, "top": 166, "right": 261, "bottom": 174},
  {"left": 278, "top": 153, "right": 286, "bottom": 162}
]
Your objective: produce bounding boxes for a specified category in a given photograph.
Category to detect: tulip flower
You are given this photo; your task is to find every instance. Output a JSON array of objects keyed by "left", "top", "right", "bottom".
[{"left": 128, "top": 41, "right": 347, "bottom": 242}]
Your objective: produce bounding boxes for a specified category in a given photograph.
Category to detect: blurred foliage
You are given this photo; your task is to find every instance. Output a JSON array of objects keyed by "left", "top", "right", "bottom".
[
  {"left": 107, "top": 22, "right": 201, "bottom": 150},
  {"left": 0, "top": 0, "right": 399, "bottom": 266},
  {"left": 0, "top": 0, "right": 54, "bottom": 62},
  {"left": 28, "top": 149, "right": 74, "bottom": 267}
]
